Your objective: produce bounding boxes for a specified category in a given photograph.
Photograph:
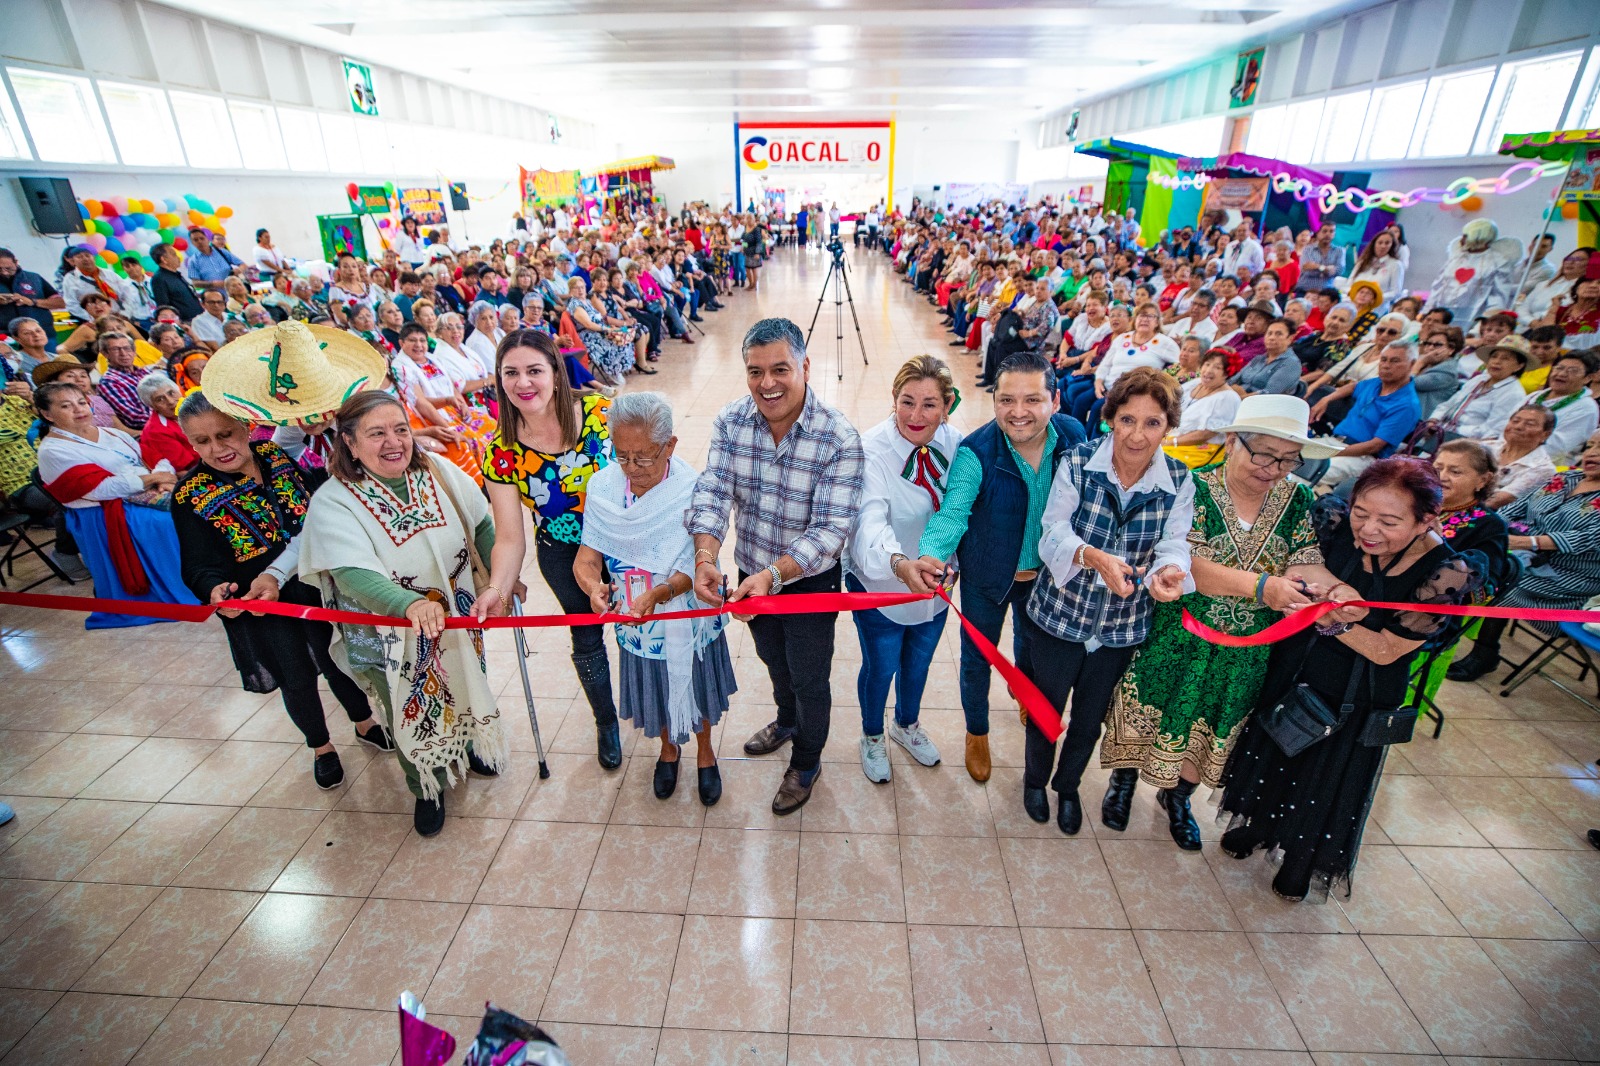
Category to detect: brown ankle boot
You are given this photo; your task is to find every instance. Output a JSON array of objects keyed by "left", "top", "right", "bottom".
[{"left": 964, "top": 733, "right": 992, "bottom": 783}]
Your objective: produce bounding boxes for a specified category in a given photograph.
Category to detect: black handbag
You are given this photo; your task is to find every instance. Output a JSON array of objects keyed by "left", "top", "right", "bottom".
[
  {"left": 1259, "top": 662, "right": 1362, "bottom": 758},
  {"left": 1359, "top": 705, "right": 1416, "bottom": 747}
]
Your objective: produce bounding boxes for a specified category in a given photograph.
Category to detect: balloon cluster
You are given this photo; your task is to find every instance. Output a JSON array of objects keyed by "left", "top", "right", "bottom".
[
  {"left": 76, "top": 195, "right": 236, "bottom": 276},
  {"left": 1148, "top": 160, "right": 1569, "bottom": 215}
]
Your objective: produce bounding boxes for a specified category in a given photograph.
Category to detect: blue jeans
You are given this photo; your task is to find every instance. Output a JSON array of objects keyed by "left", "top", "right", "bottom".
[
  {"left": 952, "top": 302, "right": 970, "bottom": 338},
  {"left": 956, "top": 575, "right": 1035, "bottom": 736},
  {"left": 847, "top": 574, "right": 947, "bottom": 735},
  {"left": 1064, "top": 375, "right": 1097, "bottom": 421},
  {"left": 731, "top": 250, "right": 746, "bottom": 283}
]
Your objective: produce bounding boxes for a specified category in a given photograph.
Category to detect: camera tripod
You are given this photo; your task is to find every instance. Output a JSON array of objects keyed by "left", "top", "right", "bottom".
[{"left": 804, "top": 243, "right": 870, "bottom": 381}]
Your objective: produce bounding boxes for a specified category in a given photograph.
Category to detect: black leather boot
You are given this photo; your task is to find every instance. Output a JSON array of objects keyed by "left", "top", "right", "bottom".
[
  {"left": 1157, "top": 778, "right": 1203, "bottom": 851},
  {"left": 1101, "top": 768, "right": 1138, "bottom": 831},
  {"left": 573, "top": 649, "right": 622, "bottom": 770}
]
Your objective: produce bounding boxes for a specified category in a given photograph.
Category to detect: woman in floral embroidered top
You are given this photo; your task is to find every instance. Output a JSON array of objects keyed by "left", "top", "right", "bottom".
[
  {"left": 172, "top": 392, "right": 390, "bottom": 791},
  {"left": 1450, "top": 431, "right": 1600, "bottom": 682},
  {"left": 477, "top": 329, "right": 624, "bottom": 769}
]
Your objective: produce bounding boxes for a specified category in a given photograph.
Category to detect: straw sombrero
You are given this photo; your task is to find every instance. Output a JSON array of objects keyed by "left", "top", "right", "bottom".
[
  {"left": 31, "top": 357, "right": 87, "bottom": 386},
  {"left": 201, "top": 320, "right": 388, "bottom": 425}
]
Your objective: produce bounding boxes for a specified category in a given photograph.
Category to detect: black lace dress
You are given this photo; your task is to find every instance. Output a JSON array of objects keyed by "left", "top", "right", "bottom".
[{"left": 1218, "top": 509, "right": 1477, "bottom": 901}]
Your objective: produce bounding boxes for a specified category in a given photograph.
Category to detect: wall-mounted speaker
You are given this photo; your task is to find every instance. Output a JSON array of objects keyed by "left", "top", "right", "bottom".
[
  {"left": 449, "top": 182, "right": 469, "bottom": 212},
  {"left": 18, "top": 177, "right": 84, "bottom": 235}
]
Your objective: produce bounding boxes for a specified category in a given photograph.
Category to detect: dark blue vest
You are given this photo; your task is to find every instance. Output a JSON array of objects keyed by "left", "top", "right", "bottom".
[{"left": 954, "top": 413, "right": 1085, "bottom": 601}]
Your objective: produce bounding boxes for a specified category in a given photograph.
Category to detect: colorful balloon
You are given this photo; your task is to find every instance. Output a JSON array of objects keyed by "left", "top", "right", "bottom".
[
  {"left": 216, "top": 205, "right": 233, "bottom": 219},
  {"left": 173, "top": 237, "right": 189, "bottom": 252},
  {"left": 84, "top": 199, "right": 102, "bottom": 218}
]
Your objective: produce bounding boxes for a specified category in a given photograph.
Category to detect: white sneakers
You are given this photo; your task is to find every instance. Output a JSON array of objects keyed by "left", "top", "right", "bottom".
[
  {"left": 860, "top": 734, "right": 891, "bottom": 783},
  {"left": 889, "top": 722, "right": 942, "bottom": 767},
  {"left": 861, "top": 723, "right": 943, "bottom": 782}
]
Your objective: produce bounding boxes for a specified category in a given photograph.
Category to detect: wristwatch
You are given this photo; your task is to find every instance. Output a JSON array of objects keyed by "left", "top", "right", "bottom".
[{"left": 765, "top": 563, "right": 783, "bottom": 593}]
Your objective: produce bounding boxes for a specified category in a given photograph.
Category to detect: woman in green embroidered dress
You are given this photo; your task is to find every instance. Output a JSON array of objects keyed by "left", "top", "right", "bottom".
[{"left": 1100, "top": 395, "right": 1346, "bottom": 849}]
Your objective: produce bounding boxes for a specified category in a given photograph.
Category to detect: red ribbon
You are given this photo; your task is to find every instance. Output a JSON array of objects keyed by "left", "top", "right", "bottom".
[
  {"left": 1181, "top": 600, "right": 1600, "bottom": 648},
  {"left": 0, "top": 585, "right": 1066, "bottom": 741}
]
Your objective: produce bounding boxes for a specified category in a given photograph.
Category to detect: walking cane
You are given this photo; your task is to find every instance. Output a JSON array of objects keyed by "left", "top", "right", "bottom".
[{"left": 510, "top": 596, "right": 551, "bottom": 779}]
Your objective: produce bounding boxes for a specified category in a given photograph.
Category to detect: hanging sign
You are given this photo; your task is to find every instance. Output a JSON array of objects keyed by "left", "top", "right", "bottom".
[
  {"left": 738, "top": 122, "right": 892, "bottom": 174},
  {"left": 342, "top": 59, "right": 379, "bottom": 116},
  {"left": 398, "top": 186, "right": 447, "bottom": 226},
  {"left": 1202, "top": 176, "right": 1270, "bottom": 212}
]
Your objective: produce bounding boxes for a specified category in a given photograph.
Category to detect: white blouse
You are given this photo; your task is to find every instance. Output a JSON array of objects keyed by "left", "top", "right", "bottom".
[
  {"left": 1486, "top": 440, "right": 1557, "bottom": 503},
  {"left": 462, "top": 329, "right": 500, "bottom": 378},
  {"left": 396, "top": 353, "right": 460, "bottom": 402},
  {"left": 846, "top": 418, "right": 963, "bottom": 626},
  {"left": 1096, "top": 330, "right": 1179, "bottom": 387},
  {"left": 36, "top": 427, "right": 169, "bottom": 508},
  {"left": 1177, "top": 380, "right": 1242, "bottom": 442}
]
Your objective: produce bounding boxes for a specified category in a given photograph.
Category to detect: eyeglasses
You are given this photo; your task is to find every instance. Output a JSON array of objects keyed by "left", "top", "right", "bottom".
[
  {"left": 1421, "top": 339, "right": 1450, "bottom": 349},
  {"left": 1374, "top": 327, "right": 1400, "bottom": 336},
  {"left": 1238, "top": 436, "right": 1303, "bottom": 473},
  {"left": 613, "top": 441, "right": 668, "bottom": 469}
]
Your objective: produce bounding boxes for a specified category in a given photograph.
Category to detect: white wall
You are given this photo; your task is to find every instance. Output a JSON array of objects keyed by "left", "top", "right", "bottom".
[
  {"left": 628, "top": 120, "right": 736, "bottom": 210},
  {"left": 0, "top": 166, "right": 532, "bottom": 270},
  {"left": 1378, "top": 165, "right": 1578, "bottom": 300},
  {"left": 892, "top": 119, "right": 1022, "bottom": 209}
]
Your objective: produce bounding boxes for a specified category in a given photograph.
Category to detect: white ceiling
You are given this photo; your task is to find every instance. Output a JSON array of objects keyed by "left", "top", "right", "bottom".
[{"left": 165, "top": 0, "right": 1386, "bottom": 125}]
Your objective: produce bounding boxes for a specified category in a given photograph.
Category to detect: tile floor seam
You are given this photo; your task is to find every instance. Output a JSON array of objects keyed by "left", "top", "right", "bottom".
[
  {"left": 528, "top": 758, "right": 633, "bottom": 1031},
  {"left": 1467, "top": 932, "right": 1593, "bottom": 1061}
]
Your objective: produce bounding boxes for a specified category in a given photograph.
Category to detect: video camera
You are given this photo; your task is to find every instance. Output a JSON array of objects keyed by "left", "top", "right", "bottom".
[{"left": 826, "top": 236, "right": 846, "bottom": 263}]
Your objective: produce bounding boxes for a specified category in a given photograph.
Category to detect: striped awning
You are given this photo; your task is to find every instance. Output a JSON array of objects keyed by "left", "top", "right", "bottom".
[{"left": 587, "top": 155, "right": 676, "bottom": 177}]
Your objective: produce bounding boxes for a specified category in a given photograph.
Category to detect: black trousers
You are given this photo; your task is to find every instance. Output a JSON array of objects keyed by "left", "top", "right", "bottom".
[
  {"left": 251, "top": 615, "right": 373, "bottom": 748},
  {"left": 536, "top": 534, "right": 618, "bottom": 726},
  {"left": 744, "top": 564, "right": 840, "bottom": 772},
  {"left": 1017, "top": 608, "right": 1137, "bottom": 794},
  {"left": 627, "top": 306, "right": 663, "bottom": 352}
]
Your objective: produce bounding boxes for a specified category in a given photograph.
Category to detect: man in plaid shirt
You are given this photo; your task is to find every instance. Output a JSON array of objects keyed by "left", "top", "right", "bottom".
[
  {"left": 94, "top": 331, "right": 151, "bottom": 430},
  {"left": 690, "top": 317, "right": 865, "bottom": 815}
]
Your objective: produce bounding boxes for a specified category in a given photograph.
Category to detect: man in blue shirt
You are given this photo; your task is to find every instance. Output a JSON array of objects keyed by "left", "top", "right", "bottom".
[
  {"left": 181, "top": 227, "right": 243, "bottom": 291},
  {"left": 1301, "top": 340, "right": 1421, "bottom": 492},
  {"left": 0, "top": 248, "right": 65, "bottom": 350}
]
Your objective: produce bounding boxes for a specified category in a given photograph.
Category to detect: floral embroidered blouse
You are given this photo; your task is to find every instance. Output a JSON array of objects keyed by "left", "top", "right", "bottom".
[{"left": 482, "top": 393, "right": 612, "bottom": 543}]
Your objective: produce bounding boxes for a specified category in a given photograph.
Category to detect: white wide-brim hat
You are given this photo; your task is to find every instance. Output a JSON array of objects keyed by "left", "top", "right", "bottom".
[{"left": 1216, "top": 394, "right": 1343, "bottom": 460}]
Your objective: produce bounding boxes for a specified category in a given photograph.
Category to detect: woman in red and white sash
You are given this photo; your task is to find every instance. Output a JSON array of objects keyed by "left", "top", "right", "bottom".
[{"left": 33, "top": 380, "right": 200, "bottom": 627}]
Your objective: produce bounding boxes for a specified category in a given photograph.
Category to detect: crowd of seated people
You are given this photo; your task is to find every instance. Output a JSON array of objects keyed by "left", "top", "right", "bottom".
[{"left": 878, "top": 193, "right": 1600, "bottom": 723}]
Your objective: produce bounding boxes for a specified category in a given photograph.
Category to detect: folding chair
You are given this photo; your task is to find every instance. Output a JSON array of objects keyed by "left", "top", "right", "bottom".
[
  {"left": 0, "top": 511, "right": 75, "bottom": 591},
  {"left": 1498, "top": 621, "right": 1600, "bottom": 710}
]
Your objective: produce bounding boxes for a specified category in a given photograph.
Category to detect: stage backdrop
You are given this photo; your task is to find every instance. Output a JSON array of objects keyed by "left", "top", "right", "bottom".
[{"left": 735, "top": 121, "right": 895, "bottom": 213}]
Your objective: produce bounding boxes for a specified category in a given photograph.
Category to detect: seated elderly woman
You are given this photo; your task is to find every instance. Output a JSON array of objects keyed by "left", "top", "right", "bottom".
[
  {"left": 1484, "top": 405, "right": 1559, "bottom": 509},
  {"left": 135, "top": 372, "right": 198, "bottom": 472},
  {"left": 261, "top": 272, "right": 315, "bottom": 321},
  {"left": 567, "top": 275, "right": 649, "bottom": 382},
  {"left": 1449, "top": 430, "right": 1600, "bottom": 682},
  {"left": 33, "top": 380, "right": 198, "bottom": 627},
  {"left": 1165, "top": 348, "right": 1242, "bottom": 468},
  {"left": 574, "top": 392, "right": 736, "bottom": 806},
  {"left": 465, "top": 300, "right": 504, "bottom": 374}
]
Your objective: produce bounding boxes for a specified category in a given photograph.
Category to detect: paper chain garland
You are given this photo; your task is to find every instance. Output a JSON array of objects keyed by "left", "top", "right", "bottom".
[{"left": 1149, "top": 160, "right": 1568, "bottom": 213}]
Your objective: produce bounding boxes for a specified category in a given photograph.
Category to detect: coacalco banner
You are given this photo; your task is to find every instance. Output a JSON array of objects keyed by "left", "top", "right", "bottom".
[{"left": 734, "top": 121, "right": 895, "bottom": 208}]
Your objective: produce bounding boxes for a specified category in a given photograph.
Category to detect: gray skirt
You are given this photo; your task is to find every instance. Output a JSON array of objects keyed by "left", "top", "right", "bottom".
[{"left": 618, "top": 631, "right": 737, "bottom": 743}]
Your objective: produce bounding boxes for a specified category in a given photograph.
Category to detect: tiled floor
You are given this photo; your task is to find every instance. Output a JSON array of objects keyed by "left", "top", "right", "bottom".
[{"left": 2, "top": 245, "right": 1599, "bottom": 1065}]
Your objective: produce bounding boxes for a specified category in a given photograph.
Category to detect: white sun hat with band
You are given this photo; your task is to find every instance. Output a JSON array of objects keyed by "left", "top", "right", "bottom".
[
  {"left": 200, "top": 320, "right": 389, "bottom": 426},
  {"left": 1216, "top": 394, "right": 1344, "bottom": 460}
]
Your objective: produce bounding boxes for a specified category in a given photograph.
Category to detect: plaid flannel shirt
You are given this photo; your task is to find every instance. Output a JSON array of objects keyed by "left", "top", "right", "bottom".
[
  {"left": 98, "top": 366, "right": 151, "bottom": 430},
  {"left": 688, "top": 389, "right": 865, "bottom": 578}
]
